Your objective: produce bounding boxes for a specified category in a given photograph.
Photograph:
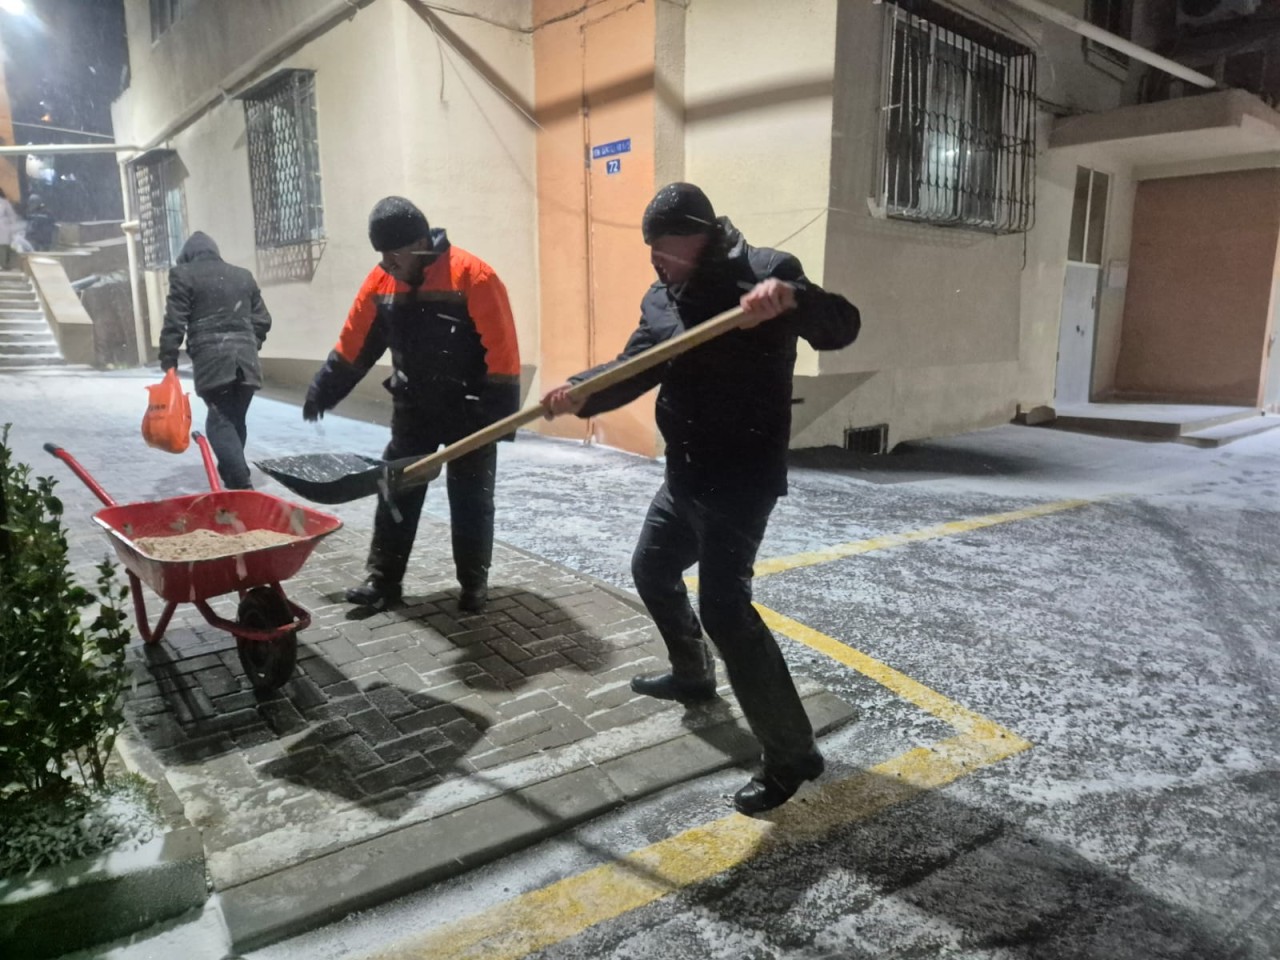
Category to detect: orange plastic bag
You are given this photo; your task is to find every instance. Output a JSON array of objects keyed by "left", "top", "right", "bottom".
[{"left": 142, "top": 368, "right": 192, "bottom": 454}]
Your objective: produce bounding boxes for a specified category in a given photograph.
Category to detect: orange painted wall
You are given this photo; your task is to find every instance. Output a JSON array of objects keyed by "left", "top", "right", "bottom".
[
  {"left": 533, "top": 0, "right": 661, "bottom": 456},
  {"left": 0, "top": 64, "right": 20, "bottom": 202},
  {"left": 1114, "top": 169, "right": 1280, "bottom": 405}
]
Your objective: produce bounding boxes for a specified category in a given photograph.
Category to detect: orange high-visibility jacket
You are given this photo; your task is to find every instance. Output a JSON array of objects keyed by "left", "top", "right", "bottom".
[{"left": 307, "top": 230, "right": 520, "bottom": 432}]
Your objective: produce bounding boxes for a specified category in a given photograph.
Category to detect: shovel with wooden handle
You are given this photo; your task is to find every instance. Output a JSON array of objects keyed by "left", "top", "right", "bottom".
[{"left": 256, "top": 304, "right": 748, "bottom": 505}]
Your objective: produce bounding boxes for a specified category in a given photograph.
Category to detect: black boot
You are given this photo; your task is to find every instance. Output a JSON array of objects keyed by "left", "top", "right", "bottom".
[
  {"left": 345, "top": 578, "right": 402, "bottom": 610},
  {"left": 458, "top": 583, "right": 488, "bottom": 614},
  {"left": 733, "top": 752, "right": 825, "bottom": 815},
  {"left": 630, "top": 672, "right": 718, "bottom": 705}
]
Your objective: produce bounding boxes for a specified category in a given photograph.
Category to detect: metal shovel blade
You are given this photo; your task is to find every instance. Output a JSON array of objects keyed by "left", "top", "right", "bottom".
[{"left": 255, "top": 452, "right": 388, "bottom": 504}]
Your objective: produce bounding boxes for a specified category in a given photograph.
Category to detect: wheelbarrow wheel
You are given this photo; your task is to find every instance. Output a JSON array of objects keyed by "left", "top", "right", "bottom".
[{"left": 236, "top": 587, "right": 298, "bottom": 692}]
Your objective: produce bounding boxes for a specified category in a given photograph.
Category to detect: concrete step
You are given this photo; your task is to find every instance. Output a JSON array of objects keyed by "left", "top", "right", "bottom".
[
  {"left": 1178, "top": 415, "right": 1280, "bottom": 448},
  {"left": 0, "top": 353, "right": 65, "bottom": 368},
  {"left": 1051, "top": 404, "right": 1261, "bottom": 440},
  {"left": 0, "top": 316, "right": 48, "bottom": 328},
  {"left": 0, "top": 329, "right": 57, "bottom": 344},
  {"left": 0, "top": 299, "right": 38, "bottom": 311},
  {"left": 0, "top": 340, "right": 61, "bottom": 357}
]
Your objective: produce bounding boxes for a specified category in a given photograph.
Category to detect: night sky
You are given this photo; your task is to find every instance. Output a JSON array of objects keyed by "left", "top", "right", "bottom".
[{"left": 1, "top": 0, "right": 128, "bottom": 221}]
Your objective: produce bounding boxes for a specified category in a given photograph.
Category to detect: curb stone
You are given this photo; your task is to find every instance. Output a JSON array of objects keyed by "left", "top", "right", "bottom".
[
  {"left": 0, "top": 737, "right": 208, "bottom": 960},
  {"left": 218, "top": 688, "right": 856, "bottom": 953}
]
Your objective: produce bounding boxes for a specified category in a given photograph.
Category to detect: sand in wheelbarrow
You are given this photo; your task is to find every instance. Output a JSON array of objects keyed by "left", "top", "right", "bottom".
[{"left": 132, "top": 528, "right": 301, "bottom": 561}]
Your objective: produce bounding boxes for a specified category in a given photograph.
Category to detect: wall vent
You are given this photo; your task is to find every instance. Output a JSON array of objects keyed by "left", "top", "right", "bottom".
[{"left": 844, "top": 424, "right": 889, "bottom": 455}]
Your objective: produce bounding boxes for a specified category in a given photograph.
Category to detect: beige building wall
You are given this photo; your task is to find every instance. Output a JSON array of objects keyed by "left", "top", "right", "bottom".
[
  {"left": 793, "top": 0, "right": 1135, "bottom": 448},
  {"left": 113, "top": 0, "right": 539, "bottom": 394},
  {"left": 683, "top": 0, "right": 837, "bottom": 381},
  {"left": 111, "top": 0, "right": 1142, "bottom": 453}
]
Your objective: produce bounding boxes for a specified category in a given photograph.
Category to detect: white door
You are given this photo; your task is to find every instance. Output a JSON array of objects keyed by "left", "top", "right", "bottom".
[{"left": 1056, "top": 263, "right": 1101, "bottom": 405}]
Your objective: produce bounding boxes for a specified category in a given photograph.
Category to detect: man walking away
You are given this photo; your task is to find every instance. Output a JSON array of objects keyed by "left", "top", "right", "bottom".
[
  {"left": 158, "top": 231, "right": 272, "bottom": 490},
  {"left": 24, "top": 195, "right": 56, "bottom": 252}
]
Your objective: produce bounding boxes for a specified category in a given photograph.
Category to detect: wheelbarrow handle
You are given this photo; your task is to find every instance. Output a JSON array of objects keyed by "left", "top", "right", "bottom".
[
  {"left": 397, "top": 305, "right": 748, "bottom": 486},
  {"left": 44, "top": 443, "right": 118, "bottom": 507},
  {"left": 190, "top": 432, "right": 223, "bottom": 492}
]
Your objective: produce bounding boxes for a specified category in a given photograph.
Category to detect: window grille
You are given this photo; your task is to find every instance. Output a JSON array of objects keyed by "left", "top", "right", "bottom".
[
  {"left": 129, "top": 150, "right": 186, "bottom": 270},
  {"left": 150, "top": 0, "right": 188, "bottom": 41},
  {"left": 243, "top": 70, "right": 325, "bottom": 282},
  {"left": 879, "top": 1, "right": 1037, "bottom": 234}
]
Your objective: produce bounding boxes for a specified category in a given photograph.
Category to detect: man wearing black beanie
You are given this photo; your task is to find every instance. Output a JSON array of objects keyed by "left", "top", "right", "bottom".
[
  {"left": 304, "top": 197, "right": 521, "bottom": 613},
  {"left": 542, "top": 182, "right": 860, "bottom": 815}
]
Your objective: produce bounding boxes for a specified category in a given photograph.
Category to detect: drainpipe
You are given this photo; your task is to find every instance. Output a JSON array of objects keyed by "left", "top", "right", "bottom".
[
  {"left": 118, "top": 154, "right": 148, "bottom": 366},
  {"left": 999, "top": 0, "right": 1217, "bottom": 89}
]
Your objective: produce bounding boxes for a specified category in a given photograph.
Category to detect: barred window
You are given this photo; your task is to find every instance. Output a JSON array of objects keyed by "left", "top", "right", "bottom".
[
  {"left": 1084, "top": 0, "right": 1131, "bottom": 70},
  {"left": 242, "top": 70, "right": 325, "bottom": 282},
  {"left": 879, "top": 1, "right": 1037, "bottom": 234},
  {"left": 150, "top": 0, "right": 190, "bottom": 41},
  {"left": 129, "top": 150, "right": 186, "bottom": 270}
]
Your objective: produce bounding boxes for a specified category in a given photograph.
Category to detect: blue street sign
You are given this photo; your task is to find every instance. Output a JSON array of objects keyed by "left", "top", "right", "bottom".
[
  {"left": 606, "top": 159, "right": 621, "bottom": 175},
  {"left": 591, "top": 138, "right": 631, "bottom": 160}
]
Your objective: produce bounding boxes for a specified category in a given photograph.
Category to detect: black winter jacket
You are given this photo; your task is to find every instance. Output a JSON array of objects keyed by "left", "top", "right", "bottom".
[
  {"left": 572, "top": 219, "right": 860, "bottom": 498},
  {"left": 158, "top": 232, "right": 272, "bottom": 395}
]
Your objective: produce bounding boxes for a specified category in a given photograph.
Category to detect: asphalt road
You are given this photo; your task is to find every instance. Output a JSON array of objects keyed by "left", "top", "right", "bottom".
[{"left": 8, "top": 370, "right": 1274, "bottom": 960}]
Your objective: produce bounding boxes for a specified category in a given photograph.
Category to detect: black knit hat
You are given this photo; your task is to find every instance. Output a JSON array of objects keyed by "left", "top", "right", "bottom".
[
  {"left": 641, "top": 183, "right": 716, "bottom": 244},
  {"left": 368, "top": 196, "right": 430, "bottom": 252}
]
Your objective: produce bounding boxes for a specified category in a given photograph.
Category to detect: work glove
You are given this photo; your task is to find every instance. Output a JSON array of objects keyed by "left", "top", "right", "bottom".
[{"left": 302, "top": 398, "right": 324, "bottom": 422}]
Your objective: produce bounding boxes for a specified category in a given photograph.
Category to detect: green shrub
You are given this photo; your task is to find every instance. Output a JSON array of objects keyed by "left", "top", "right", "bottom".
[
  {"left": 0, "top": 772, "right": 161, "bottom": 877},
  {"left": 0, "top": 424, "right": 131, "bottom": 799}
]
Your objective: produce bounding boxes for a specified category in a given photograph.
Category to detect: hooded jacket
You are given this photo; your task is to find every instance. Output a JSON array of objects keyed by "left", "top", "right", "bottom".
[
  {"left": 571, "top": 219, "right": 860, "bottom": 498},
  {"left": 24, "top": 197, "right": 55, "bottom": 251},
  {"left": 306, "top": 228, "right": 521, "bottom": 439},
  {"left": 158, "top": 232, "right": 272, "bottom": 395}
]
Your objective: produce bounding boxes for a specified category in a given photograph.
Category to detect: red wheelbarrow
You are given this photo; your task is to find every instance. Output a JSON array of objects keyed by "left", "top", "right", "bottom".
[{"left": 45, "top": 433, "right": 343, "bottom": 692}]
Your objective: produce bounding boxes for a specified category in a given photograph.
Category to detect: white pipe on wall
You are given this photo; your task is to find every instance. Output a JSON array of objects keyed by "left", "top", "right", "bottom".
[
  {"left": 0, "top": 143, "right": 142, "bottom": 155},
  {"left": 117, "top": 155, "right": 147, "bottom": 367},
  {"left": 1000, "top": 0, "right": 1217, "bottom": 89}
]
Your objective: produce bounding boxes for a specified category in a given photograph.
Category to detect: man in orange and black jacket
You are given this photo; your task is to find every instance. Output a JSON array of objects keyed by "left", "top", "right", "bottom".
[{"left": 303, "top": 197, "right": 521, "bottom": 613}]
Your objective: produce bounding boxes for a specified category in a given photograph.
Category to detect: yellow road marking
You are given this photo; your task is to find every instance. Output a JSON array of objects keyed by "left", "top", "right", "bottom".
[
  {"left": 755, "top": 605, "right": 1029, "bottom": 745},
  {"left": 370, "top": 733, "right": 1028, "bottom": 960},
  {"left": 685, "top": 498, "right": 1093, "bottom": 593},
  {"left": 368, "top": 603, "right": 1033, "bottom": 960},
  {"left": 753, "top": 498, "right": 1091, "bottom": 579}
]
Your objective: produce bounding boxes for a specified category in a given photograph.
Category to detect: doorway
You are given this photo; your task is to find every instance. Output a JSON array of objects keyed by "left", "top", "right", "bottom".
[{"left": 1055, "top": 166, "right": 1109, "bottom": 405}]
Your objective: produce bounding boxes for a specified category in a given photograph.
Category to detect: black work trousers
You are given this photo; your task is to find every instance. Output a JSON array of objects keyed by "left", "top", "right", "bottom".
[
  {"left": 201, "top": 381, "right": 256, "bottom": 490},
  {"left": 630, "top": 482, "right": 817, "bottom": 774},
  {"left": 367, "top": 405, "right": 497, "bottom": 592}
]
